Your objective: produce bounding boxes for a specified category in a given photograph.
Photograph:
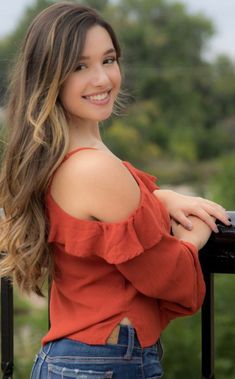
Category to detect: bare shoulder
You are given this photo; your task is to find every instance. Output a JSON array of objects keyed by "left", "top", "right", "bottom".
[{"left": 50, "top": 149, "right": 141, "bottom": 222}]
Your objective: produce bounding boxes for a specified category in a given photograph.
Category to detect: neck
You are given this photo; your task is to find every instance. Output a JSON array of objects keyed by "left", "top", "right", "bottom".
[{"left": 68, "top": 118, "right": 104, "bottom": 150}]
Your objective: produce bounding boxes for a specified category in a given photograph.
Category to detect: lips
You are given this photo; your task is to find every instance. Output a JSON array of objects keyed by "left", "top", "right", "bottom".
[{"left": 82, "top": 89, "right": 112, "bottom": 105}]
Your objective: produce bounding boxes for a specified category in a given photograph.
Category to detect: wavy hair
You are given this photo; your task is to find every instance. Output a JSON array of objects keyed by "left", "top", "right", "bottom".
[{"left": 0, "top": 2, "right": 121, "bottom": 295}]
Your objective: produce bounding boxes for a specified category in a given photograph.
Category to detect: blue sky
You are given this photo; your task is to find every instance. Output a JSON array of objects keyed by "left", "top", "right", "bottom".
[{"left": 0, "top": 0, "right": 234, "bottom": 60}]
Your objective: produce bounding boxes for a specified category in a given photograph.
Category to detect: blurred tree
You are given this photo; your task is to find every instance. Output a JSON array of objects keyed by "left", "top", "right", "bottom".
[
  {"left": 0, "top": 0, "right": 52, "bottom": 104},
  {"left": 0, "top": 0, "right": 235, "bottom": 378},
  {"left": 100, "top": 0, "right": 235, "bottom": 163},
  {"left": 103, "top": 119, "right": 161, "bottom": 167},
  {"left": 1, "top": 0, "right": 235, "bottom": 164},
  {"left": 80, "top": 0, "right": 109, "bottom": 11},
  {"left": 212, "top": 55, "right": 235, "bottom": 113},
  {"left": 208, "top": 153, "right": 235, "bottom": 210}
]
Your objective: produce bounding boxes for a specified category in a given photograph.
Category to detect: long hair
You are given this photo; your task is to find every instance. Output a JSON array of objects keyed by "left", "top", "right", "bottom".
[{"left": 0, "top": 2, "right": 121, "bottom": 295}]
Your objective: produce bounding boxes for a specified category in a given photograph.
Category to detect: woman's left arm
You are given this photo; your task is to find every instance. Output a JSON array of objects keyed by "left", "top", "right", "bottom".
[{"left": 153, "top": 189, "right": 231, "bottom": 233}]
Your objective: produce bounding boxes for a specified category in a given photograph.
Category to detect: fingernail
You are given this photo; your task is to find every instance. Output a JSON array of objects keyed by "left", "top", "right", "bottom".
[
  {"left": 187, "top": 222, "right": 193, "bottom": 230},
  {"left": 214, "top": 226, "right": 219, "bottom": 233}
]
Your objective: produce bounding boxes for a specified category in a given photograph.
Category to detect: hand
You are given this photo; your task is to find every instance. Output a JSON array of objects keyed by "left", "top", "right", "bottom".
[
  {"left": 153, "top": 189, "right": 231, "bottom": 233},
  {"left": 171, "top": 216, "right": 212, "bottom": 250}
]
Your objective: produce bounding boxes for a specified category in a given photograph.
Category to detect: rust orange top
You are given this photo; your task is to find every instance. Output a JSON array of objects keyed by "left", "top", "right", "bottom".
[{"left": 42, "top": 147, "right": 205, "bottom": 348}]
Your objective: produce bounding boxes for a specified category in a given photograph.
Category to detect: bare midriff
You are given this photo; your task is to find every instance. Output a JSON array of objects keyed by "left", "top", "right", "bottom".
[
  {"left": 119, "top": 317, "right": 132, "bottom": 325},
  {"left": 106, "top": 317, "right": 133, "bottom": 344}
]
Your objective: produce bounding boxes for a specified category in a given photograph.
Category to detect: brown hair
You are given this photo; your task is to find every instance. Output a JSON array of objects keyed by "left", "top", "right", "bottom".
[{"left": 0, "top": 2, "right": 121, "bottom": 295}]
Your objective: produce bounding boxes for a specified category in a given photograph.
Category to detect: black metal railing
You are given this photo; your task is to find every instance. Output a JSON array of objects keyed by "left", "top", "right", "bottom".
[
  {"left": 199, "top": 210, "right": 235, "bottom": 379},
  {"left": 1, "top": 274, "right": 13, "bottom": 379},
  {"left": 1, "top": 211, "right": 235, "bottom": 379}
]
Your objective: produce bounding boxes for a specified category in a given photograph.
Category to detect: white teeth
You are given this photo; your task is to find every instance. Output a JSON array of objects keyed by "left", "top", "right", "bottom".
[{"left": 85, "top": 92, "right": 109, "bottom": 101}]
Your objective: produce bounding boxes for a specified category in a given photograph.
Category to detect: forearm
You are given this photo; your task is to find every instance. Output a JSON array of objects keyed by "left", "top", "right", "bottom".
[
  {"left": 152, "top": 188, "right": 230, "bottom": 232},
  {"left": 152, "top": 189, "right": 174, "bottom": 204},
  {"left": 172, "top": 215, "right": 212, "bottom": 250}
]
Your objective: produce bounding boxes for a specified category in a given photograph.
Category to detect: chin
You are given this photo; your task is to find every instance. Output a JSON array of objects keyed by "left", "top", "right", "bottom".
[{"left": 96, "top": 111, "right": 114, "bottom": 122}]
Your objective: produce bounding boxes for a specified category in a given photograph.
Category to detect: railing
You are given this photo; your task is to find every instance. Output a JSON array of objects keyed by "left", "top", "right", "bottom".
[
  {"left": 1, "top": 276, "right": 13, "bottom": 379},
  {"left": 1, "top": 211, "right": 235, "bottom": 379},
  {"left": 199, "top": 211, "right": 235, "bottom": 379}
]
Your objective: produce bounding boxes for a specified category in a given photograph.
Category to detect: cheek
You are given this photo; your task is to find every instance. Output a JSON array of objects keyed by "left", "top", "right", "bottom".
[{"left": 59, "top": 80, "right": 79, "bottom": 109}]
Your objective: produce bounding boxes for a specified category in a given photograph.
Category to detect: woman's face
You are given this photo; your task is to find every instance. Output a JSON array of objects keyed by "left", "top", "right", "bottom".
[{"left": 59, "top": 25, "right": 121, "bottom": 126}]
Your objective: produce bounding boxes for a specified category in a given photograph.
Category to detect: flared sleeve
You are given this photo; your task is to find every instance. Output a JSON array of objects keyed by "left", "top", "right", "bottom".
[{"left": 116, "top": 235, "right": 205, "bottom": 316}]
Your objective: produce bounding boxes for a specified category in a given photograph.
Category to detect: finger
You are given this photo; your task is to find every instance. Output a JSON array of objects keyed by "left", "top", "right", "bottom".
[
  {"left": 192, "top": 209, "right": 219, "bottom": 233},
  {"left": 173, "top": 212, "right": 193, "bottom": 230},
  {"left": 171, "top": 219, "right": 183, "bottom": 236},
  {"left": 192, "top": 196, "right": 224, "bottom": 209},
  {"left": 186, "top": 199, "right": 230, "bottom": 226},
  {"left": 200, "top": 199, "right": 228, "bottom": 215},
  {"left": 171, "top": 219, "right": 176, "bottom": 227},
  {"left": 199, "top": 204, "right": 231, "bottom": 225}
]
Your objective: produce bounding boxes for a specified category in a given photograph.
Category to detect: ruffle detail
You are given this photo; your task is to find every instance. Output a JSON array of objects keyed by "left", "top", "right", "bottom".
[
  {"left": 47, "top": 190, "right": 165, "bottom": 264},
  {"left": 46, "top": 161, "right": 166, "bottom": 264},
  {"left": 46, "top": 162, "right": 169, "bottom": 264}
]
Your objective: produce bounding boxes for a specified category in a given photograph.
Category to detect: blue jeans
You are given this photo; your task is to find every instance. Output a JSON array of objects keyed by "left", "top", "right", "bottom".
[{"left": 30, "top": 325, "right": 163, "bottom": 378}]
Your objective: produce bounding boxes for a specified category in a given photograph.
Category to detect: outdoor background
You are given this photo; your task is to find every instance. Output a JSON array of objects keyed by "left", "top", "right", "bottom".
[{"left": 0, "top": 0, "right": 235, "bottom": 378}]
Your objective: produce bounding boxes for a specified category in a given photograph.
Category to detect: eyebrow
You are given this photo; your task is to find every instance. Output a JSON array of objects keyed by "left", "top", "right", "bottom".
[{"left": 79, "top": 48, "right": 116, "bottom": 60}]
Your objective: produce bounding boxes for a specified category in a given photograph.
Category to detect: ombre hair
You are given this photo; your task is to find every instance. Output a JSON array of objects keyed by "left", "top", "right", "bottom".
[{"left": 0, "top": 2, "right": 121, "bottom": 295}]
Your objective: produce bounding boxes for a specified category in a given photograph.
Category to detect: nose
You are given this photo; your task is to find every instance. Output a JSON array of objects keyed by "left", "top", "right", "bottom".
[{"left": 91, "top": 65, "right": 110, "bottom": 87}]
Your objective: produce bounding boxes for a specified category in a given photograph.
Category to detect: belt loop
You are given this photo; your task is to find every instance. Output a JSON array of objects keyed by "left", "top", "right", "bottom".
[
  {"left": 44, "top": 342, "right": 52, "bottom": 356},
  {"left": 124, "top": 326, "right": 135, "bottom": 360},
  {"left": 39, "top": 342, "right": 53, "bottom": 361}
]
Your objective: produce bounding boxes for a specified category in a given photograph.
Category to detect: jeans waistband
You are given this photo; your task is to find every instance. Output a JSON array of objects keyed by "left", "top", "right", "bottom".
[{"left": 39, "top": 326, "right": 143, "bottom": 362}]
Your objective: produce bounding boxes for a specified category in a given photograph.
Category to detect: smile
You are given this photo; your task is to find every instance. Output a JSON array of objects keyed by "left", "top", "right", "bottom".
[{"left": 82, "top": 90, "right": 112, "bottom": 104}]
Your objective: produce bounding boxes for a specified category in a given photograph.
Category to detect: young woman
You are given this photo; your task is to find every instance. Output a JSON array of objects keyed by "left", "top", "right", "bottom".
[{"left": 0, "top": 3, "right": 230, "bottom": 378}]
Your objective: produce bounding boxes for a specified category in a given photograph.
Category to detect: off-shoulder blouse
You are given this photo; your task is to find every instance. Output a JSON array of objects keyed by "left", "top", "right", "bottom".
[{"left": 42, "top": 147, "right": 205, "bottom": 348}]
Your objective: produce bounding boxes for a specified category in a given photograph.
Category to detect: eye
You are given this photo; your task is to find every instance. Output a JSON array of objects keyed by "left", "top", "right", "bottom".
[
  {"left": 103, "top": 56, "right": 117, "bottom": 65},
  {"left": 75, "top": 63, "right": 87, "bottom": 71}
]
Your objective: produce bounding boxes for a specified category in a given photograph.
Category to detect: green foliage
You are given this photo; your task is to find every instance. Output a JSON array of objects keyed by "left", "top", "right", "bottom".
[
  {"left": 79, "top": 0, "right": 109, "bottom": 10},
  {"left": 214, "top": 275, "right": 235, "bottom": 378},
  {"left": 103, "top": 118, "right": 161, "bottom": 167},
  {"left": 0, "top": 0, "right": 235, "bottom": 377},
  {"left": 162, "top": 275, "right": 235, "bottom": 379},
  {"left": 208, "top": 154, "right": 235, "bottom": 210},
  {"left": 167, "top": 127, "right": 198, "bottom": 162},
  {"left": 13, "top": 288, "right": 48, "bottom": 378},
  {"left": 1, "top": 0, "right": 235, "bottom": 167},
  {"left": 0, "top": 0, "right": 52, "bottom": 102},
  {"left": 162, "top": 313, "right": 202, "bottom": 378}
]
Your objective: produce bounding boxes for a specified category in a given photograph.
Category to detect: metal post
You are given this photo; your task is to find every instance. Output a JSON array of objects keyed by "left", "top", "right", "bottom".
[
  {"left": 201, "top": 272, "right": 215, "bottom": 379},
  {"left": 1, "top": 277, "right": 14, "bottom": 379},
  {"left": 48, "top": 276, "right": 51, "bottom": 330}
]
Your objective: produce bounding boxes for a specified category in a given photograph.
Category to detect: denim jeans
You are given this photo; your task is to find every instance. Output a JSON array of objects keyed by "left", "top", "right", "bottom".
[{"left": 30, "top": 325, "right": 163, "bottom": 379}]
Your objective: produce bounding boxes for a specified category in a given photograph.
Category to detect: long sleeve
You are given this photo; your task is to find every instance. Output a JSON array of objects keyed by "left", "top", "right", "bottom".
[{"left": 116, "top": 232, "right": 205, "bottom": 317}]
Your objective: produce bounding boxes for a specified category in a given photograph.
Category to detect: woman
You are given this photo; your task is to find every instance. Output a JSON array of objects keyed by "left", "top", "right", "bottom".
[{"left": 0, "top": 2, "right": 230, "bottom": 378}]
